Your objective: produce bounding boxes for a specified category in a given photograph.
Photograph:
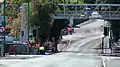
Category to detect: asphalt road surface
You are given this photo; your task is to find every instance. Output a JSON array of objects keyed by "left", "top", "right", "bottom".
[{"left": 1, "top": 19, "right": 120, "bottom": 67}]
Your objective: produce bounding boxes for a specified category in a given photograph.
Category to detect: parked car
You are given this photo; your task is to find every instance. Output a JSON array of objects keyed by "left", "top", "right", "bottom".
[{"left": 8, "top": 43, "right": 29, "bottom": 55}]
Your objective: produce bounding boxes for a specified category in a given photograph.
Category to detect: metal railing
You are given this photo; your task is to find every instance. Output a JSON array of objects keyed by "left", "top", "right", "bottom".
[{"left": 54, "top": 4, "right": 120, "bottom": 20}]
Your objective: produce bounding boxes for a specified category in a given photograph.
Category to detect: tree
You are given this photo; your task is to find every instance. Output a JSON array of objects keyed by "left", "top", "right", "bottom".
[
  {"left": 4, "top": 0, "right": 21, "bottom": 38},
  {"left": 6, "top": 0, "right": 29, "bottom": 39},
  {"left": 84, "top": 0, "right": 96, "bottom": 3},
  {"left": 56, "top": 0, "right": 84, "bottom": 4},
  {"left": 31, "top": 0, "right": 56, "bottom": 42},
  {"left": 6, "top": 0, "right": 29, "bottom": 38},
  {"left": 31, "top": 0, "right": 85, "bottom": 42},
  {"left": 6, "top": 0, "right": 21, "bottom": 17}
]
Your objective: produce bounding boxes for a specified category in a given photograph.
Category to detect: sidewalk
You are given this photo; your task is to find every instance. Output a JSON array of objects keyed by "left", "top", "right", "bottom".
[{"left": 0, "top": 55, "right": 43, "bottom": 60}]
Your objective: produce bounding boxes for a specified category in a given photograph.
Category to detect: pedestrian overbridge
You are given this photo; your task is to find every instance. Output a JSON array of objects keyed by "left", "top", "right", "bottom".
[{"left": 54, "top": 4, "right": 120, "bottom": 20}]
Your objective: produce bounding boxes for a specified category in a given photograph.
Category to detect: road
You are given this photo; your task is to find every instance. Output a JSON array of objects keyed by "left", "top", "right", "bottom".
[{"left": 1, "top": 19, "right": 120, "bottom": 67}]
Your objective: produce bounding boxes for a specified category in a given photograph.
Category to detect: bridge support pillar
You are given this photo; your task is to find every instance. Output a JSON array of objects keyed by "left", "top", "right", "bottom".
[{"left": 69, "top": 18, "right": 73, "bottom": 26}]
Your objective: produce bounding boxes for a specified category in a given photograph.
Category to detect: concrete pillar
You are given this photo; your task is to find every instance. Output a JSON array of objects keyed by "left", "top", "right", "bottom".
[
  {"left": 69, "top": 18, "right": 73, "bottom": 26},
  {"left": 19, "top": 3, "right": 28, "bottom": 43}
]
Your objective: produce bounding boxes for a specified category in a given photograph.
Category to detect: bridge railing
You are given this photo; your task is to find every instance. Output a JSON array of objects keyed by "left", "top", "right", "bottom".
[
  {"left": 54, "top": 11, "right": 120, "bottom": 19},
  {"left": 54, "top": 4, "right": 120, "bottom": 19}
]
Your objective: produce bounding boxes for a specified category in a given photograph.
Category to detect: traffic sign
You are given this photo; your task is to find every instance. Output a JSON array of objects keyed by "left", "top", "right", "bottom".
[{"left": 0, "top": 26, "right": 4, "bottom": 32}]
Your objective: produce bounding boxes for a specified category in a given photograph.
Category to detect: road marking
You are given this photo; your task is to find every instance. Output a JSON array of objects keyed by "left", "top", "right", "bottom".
[
  {"left": 100, "top": 56, "right": 112, "bottom": 67},
  {"left": 95, "top": 59, "right": 105, "bottom": 67},
  {"left": 101, "top": 57, "right": 106, "bottom": 67}
]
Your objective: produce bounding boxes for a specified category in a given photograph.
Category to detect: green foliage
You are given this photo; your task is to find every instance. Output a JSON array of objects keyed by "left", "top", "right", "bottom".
[
  {"left": 22, "top": 0, "right": 31, "bottom": 3},
  {"left": 6, "top": 0, "right": 21, "bottom": 17},
  {"left": 105, "top": 0, "right": 120, "bottom": 3},
  {"left": 31, "top": 0, "right": 85, "bottom": 27},
  {"left": 6, "top": 0, "right": 21, "bottom": 37},
  {"left": 56, "top": 0, "right": 84, "bottom": 11},
  {"left": 31, "top": 0, "right": 85, "bottom": 42},
  {"left": 31, "top": 0, "right": 56, "bottom": 42},
  {"left": 84, "top": 0, "right": 95, "bottom": 4},
  {"left": 56, "top": 0, "right": 84, "bottom": 4},
  {"left": 31, "top": 0, "right": 56, "bottom": 26},
  {"left": 6, "top": 0, "right": 85, "bottom": 41}
]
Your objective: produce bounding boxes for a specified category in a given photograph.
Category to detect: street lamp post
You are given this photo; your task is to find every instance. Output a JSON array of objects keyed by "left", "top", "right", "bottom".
[
  {"left": 3, "top": 0, "right": 6, "bottom": 57},
  {"left": 0, "top": 0, "right": 6, "bottom": 57},
  {"left": 28, "top": 0, "right": 30, "bottom": 42}
]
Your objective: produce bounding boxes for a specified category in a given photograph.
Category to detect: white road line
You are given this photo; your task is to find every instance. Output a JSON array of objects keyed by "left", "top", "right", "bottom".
[
  {"left": 100, "top": 56, "right": 112, "bottom": 67},
  {"left": 101, "top": 57, "right": 106, "bottom": 67}
]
